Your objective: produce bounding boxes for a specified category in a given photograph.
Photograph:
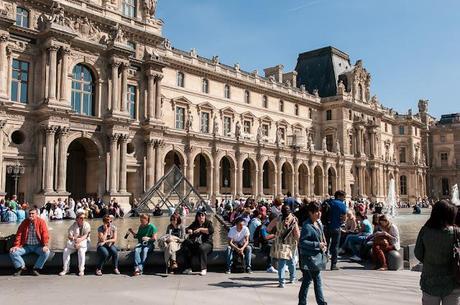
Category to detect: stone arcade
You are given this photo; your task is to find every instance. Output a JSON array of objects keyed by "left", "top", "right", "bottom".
[{"left": 0, "top": 0, "right": 430, "bottom": 210}]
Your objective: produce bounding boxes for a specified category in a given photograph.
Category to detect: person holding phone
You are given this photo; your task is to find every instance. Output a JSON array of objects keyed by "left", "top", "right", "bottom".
[
  {"left": 127, "top": 214, "right": 158, "bottom": 276},
  {"left": 96, "top": 215, "right": 119, "bottom": 276}
]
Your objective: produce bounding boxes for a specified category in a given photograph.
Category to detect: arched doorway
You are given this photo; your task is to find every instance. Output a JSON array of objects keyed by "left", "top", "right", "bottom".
[
  {"left": 220, "top": 156, "right": 235, "bottom": 195},
  {"left": 298, "top": 164, "right": 309, "bottom": 196},
  {"left": 262, "top": 160, "right": 275, "bottom": 196},
  {"left": 242, "top": 159, "right": 256, "bottom": 195},
  {"left": 193, "top": 153, "right": 211, "bottom": 194},
  {"left": 327, "top": 167, "right": 337, "bottom": 196},
  {"left": 163, "top": 150, "right": 184, "bottom": 193},
  {"left": 313, "top": 166, "right": 323, "bottom": 196},
  {"left": 66, "top": 138, "right": 100, "bottom": 200},
  {"left": 281, "top": 162, "right": 293, "bottom": 195}
]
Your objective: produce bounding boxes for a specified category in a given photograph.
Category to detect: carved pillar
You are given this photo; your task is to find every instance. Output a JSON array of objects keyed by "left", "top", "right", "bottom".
[
  {"left": 59, "top": 47, "right": 71, "bottom": 103},
  {"left": 323, "top": 174, "right": 328, "bottom": 197},
  {"left": 294, "top": 162, "right": 300, "bottom": 197},
  {"left": 109, "top": 134, "right": 119, "bottom": 193},
  {"left": 0, "top": 32, "right": 9, "bottom": 98},
  {"left": 146, "top": 70, "right": 156, "bottom": 120},
  {"left": 276, "top": 157, "right": 282, "bottom": 197},
  {"left": 213, "top": 152, "right": 220, "bottom": 198},
  {"left": 257, "top": 156, "right": 264, "bottom": 198},
  {"left": 111, "top": 60, "right": 121, "bottom": 112},
  {"left": 185, "top": 145, "right": 193, "bottom": 184},
  {"left": 119, "top": 135, "right": 128, "bottom": 193},
  {"left": 235, "top": 151, "right": 242, "bottom": 197},
  {"left": 120, "top": 63, "right": 128, "bottom": 113},
  {"left": 0, "top": 121, "right": 6, "bottom": 192},
  {"left": 145, "top": 140, "right": 155, "bottom": 190},
  {"left": 56, "top": 127, "right": 69, "bottom": 193},
  {"left": 44, "top": 126, "right": 57, "bottom": 193},
  {"left": 48, "top": 46, "right": 59, "bottom": 101},
  {"left": 155, "top": 74, "right": 163, "bottom": 119},
  {"left": 154, "top": 140, "right": 163, "bottom": 183}
]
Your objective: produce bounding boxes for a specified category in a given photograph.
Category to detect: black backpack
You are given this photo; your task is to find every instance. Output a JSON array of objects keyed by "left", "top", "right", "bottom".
[
  {"left": 320, "top": 200, "right": 332, "bottom": 226},
  {"left": 252, "top": 225, "right": 263, "bottom": 248}
]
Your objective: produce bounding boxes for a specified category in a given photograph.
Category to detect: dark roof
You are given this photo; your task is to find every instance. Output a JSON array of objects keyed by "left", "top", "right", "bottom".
[{"left": 438, "top": 113, "right": 460, "bottom": 125}]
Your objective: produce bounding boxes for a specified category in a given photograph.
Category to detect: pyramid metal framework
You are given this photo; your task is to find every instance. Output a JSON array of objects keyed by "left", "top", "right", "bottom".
[{"left": 135, "top": 165, "right": 212, "bottom": 215}]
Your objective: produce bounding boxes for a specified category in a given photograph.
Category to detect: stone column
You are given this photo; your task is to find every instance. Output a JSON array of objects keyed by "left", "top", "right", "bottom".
[
  {"left": 48, "top": 46, "right": 59, "bottom": 101},
  {"left": 0, "top": 121, "right": 6, "bottom": 192},
  {"left": 323, "top": 174, "right": 328, "bottom": 197},
  {"left": 59, "top": 47, "right": 71, "bottom": 103},
  {"left": 119, "top": 135, "right": 128, "bottom": 193},
  {"left": 276, "top": 157, "right": 282, "bottom": 197},
  {"left": 56, "top": 127, "right": 69, "bottom": 193},
  {"left": 146, "top": 70, "right": 156, "bottom": 120},
  {"left": 235, "top": 151, "right": 242, "bottom": 197},
  {"left": 257, "top": 157, "right": 264, "bottom": 198},
  {"left": 145, "top": 140, "right": 155, "bottom": 190},
  {"left": 44, "top": 126, "right": 57, "bottom": 193},
  {"left": 155, "top": 74, "right": 163, "bottom": 119},
  {"left": 120, "top": 63, "right": 128, "bottom": 113},
  {"left": 0, "top": 32, "right": 9, "bottom": 98},
  {"left": 213, "top": 153, "right": 220, "bottom": 198},
  {"left": 185, "top": 145, "right": 193, "bottom": 183},
  {"left": 294, "top": 162, "right": 300, "bottom": 197},
  {"left": 109, "top": 134, "right": 120, "bottom": 193},
  {"left": 111, "top": 60, "right": 121, "bottom": 112},
  {"left": 154, "top": 140, "right": 163, "bottom": 183}
]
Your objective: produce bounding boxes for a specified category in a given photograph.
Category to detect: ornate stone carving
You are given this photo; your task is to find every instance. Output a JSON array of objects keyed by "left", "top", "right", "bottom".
[
  {"left": 73, "top": 17, "right": 105, "bottom": 43},
  {"left": 109, "top": 24, "right": 127, "bottom": 45},
  {"left": 235, "top": 121, "right": 241, "bottom": 139},
  {"left": 143, "top": 0, "right": 158, "bottom": 18},
  {"left": 213, "top": 115, "right": 219, "bottom": 136},
  {"left": 256, "top": 125, "right": 263, "bottom": 143},
  {"left": 0, "top": 32, "right": 9, "bottom": 43},
  {"left": 186, "top": 109, "right": 193, "bottom": 132}
]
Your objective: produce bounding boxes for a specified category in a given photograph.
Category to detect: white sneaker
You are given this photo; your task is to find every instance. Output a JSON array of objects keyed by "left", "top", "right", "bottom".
[
  {"left": 59, "top": 270, "right": 68, "bottom": 276},
  {"left": 266, "top": 266, "right": 278, "bottom": 273},
  {"left": 183, "top": 268, "right": 193, "bottom": 275},
  {"left": 350, "top": 255, "right": 362, "bottom": 262},
  {"left": 200, "top": 269, "right": 207, "bottom": 276}
]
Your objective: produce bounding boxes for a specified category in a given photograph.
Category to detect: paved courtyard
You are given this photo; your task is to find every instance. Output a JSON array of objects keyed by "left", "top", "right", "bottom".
[{"left": 0, "top": 262, "right": 421, "bottom": 305}]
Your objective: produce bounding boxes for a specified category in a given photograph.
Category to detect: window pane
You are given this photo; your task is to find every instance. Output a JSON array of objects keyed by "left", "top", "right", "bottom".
[
  {"left": 11, "top": 82, "right": 18, "bottom": 102},
  {"left": 20, "top": 84, "right": 28, "bottom": 103}
]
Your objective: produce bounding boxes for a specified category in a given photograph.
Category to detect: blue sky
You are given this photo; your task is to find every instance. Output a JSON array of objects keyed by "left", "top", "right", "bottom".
[{"left": 157, "top": 0, "right": 460, "bottom": 118}]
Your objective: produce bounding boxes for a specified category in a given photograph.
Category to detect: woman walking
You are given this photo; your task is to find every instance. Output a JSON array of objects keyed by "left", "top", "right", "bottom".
[
  {"left": 415, "top": 200, "right": 459, "bottom": 305},
  {"left": 298, "top": 201, "right": 327, "bottom": 305}
]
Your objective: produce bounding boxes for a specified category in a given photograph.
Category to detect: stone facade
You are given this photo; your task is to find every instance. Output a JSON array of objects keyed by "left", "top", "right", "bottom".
[
  {"left": 428, "top": 112, "right": 460, "bottom": 199},
  {"left": 0, "top": 0, "right": 428, "bottom": 209}
]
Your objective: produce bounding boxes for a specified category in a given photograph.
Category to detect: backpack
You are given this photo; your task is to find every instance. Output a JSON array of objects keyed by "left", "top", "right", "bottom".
[
  {"left": 320, "top": 200, "right": 332, "bottom": 227},
  {"left": 453, "top": 228, "right": 460, "bottom": 285},
  {"left": 252, "top": 225, "right": 262, "bottom": 248}
]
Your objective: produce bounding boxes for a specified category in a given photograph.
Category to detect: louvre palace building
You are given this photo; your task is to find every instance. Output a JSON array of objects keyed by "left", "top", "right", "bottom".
[{"left": 0, "top": 0, "right": 434, "bottom": 209}]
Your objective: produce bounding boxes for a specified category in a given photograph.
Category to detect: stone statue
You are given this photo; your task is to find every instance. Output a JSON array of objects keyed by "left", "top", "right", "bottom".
[
  {"left": 276, "top": 128, "right": 282, "bottom": 145},
  {"left": 235, "top": 121, "right": 241, "bottom": 139},
  {"left": 337, "top": 80, "right": 345, "bottom": 95},
  {"left": 73, "top": 17, "right": 100, "bottom": 41},
  {"left": 109, "top": 24, "right": 127, "bottom": 45},
  {"left": 213, "top": 115, "right": 219, "bottom": 135},
  {"left": 336, "top": 138, "right": 341, "bottom": 154},
  {"left": 308, "top": 133, "right": 314, "bottom": 151},
  {"left": 256, "top": 125, "right": 263, "bottom": 142},
  {"left": 322, "top": 137, "right": 327, "bottom": 152},
  {"left": 186, "top": 110, "right": 193, "bottom": 131},
  {"left": 143, "top": 0, "right": 158, "bottom": 18}
]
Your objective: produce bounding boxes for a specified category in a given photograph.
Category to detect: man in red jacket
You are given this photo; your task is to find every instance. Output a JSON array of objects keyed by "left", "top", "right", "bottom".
[{"left": 9, "top": 208, "right": 50, "bottom": 276}]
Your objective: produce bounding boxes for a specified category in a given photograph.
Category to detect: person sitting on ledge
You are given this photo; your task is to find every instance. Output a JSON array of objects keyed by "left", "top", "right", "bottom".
[
  {"left": 127, "top": 214, "right": 158, "bottom": 276},
  {"left": 158, "top": 213, "right": 185, "bottom": 273},
  {"left": 59, "top": 212, "right": 91, "bottom": 276},
  {"left": 226, "top": 217, "right": 252, "bottom": 274},
  {"left": 372, "top": 214, "right": 400, "bottom": 271},
  {"left": 181, "top": 211, "right": 214, "bottom": 276},
  {"left": 9, "top": 208, "right": 50, "bottom": 276},
  {"left": 95, "top": 215, "right": 120, "bottom": 276},
  {"left": 339, "top": 212, "right": 372, "bottom": 262}
]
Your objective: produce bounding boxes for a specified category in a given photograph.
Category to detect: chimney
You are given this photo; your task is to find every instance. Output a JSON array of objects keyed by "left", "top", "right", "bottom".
[
  {"left": 283, "top": 71, "right": 298, "bottom": 87},
  {"left": 264, "top": 64, "right": 284, "bottom": 83}
]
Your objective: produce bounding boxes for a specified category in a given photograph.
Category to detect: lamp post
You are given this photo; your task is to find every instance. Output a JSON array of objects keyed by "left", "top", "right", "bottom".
[{"left": 6, "top": 161, "right": 25, "bottom": 197}]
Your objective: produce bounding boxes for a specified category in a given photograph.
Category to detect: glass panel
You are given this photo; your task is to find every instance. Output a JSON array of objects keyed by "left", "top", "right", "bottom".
[
  {"left": 20, "top": 84, "right": 28, "bottom": 103},
  {"left": 12, "top": 59, "right": 19, "bottom": 69},
  {"left": 12, "top": 70, "right": 19, "bottom": 80},
  {"left": 11, "top": 82, "right": 18, "bottom": 102},
  {"left": 74, "top": 92, "right": 81, "bottom": 113}
]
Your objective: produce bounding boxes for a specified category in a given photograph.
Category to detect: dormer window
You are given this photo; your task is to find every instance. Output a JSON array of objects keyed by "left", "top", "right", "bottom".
[
  {"left": 16, "top": 7, "right": 29, "bottom": 28},
  {"left": 122, "top": 0, "right": 136, "bottom": 18},
  {"left": 224, "top": 84, "right": 231, "bottom": 99},
  {"left": 202, "top": 78, "right": 209, "bottom": 94},
  {"left": 177, "top": 72, "right": 185, "bottom": 88}
]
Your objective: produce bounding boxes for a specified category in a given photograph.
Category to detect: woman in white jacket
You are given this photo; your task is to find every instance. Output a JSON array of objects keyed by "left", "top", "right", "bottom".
[{"left": 59, "top": 212, "right": 91, "bottom": 276}]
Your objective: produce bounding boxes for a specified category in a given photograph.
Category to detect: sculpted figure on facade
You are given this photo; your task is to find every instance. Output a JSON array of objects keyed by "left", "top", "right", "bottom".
[
  {"left": 109, "top": 24, "right": 127, "bottom": 45},
  {"left": 213, "top": 115, "right": 219, "bottom": 136},
  {"left": 256, "top": 125, "right": 263, "bottom": 143},
  {"left": 143, "top": 0, "right": 158, "bottom": 18},
  {"left": 186, "top": 109, "right": 193, "bottom": 132},
  {"left": 235, "top": 121, "right": 241, "bottom": 139},
  {"left": 308, "top": 133, "right": 315, "bottom": 151},
  {"left": 73, "top": 17, "right": 103, "bottom": 42},
  {"left": 336, "top": 138, "right": 341, "bottom": 155},
  {"left": 322, "top": 136, "right": 327, "bottom": 152}
]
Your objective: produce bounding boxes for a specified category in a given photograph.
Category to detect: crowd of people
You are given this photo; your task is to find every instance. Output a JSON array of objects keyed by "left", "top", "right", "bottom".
[{"left": 1, "top": 190, "right": 459, "bottom": 305}]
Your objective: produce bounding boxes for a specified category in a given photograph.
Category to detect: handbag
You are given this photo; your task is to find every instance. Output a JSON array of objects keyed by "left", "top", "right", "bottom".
[
  {"left": 304, "top": 223, "right": 328, "bottom": 271},
  {"left": 453, "top": 227, "right": 460, "bottom": 285}
]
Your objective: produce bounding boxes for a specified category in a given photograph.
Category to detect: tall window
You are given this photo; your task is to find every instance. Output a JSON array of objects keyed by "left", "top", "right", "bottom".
[
  {"left": 263, "top": 95, "right": 268, "bottom": 108},
  {"left": 177, "top": 72, "right": 185, "bottom": 87},
  {"left": 127, "top": 85, "right": 136, "bottom": 119},
  {"left": 326, "top": 110, "right": 332, "bottom": 120},
  {"left": 200, "top": 112, "right": 210, "bottom": 133},
  {"left": 122, "top": 0, "right": 136, "bottom": 18},
  {"left": 223, "top": 116, "right": 231, "bottom": 136},
  {"left": 242, "top": 160, "right": 251, "bottom": 188},
  {"left": 400, "top": 175, "right": 407, "bottom": 195},
  {"left": 399, "top": 147, "right": 406, "bottom": 163},
  {"left": 16, "top": 7, "right": 29, "bottom": 28},
  {"left": 399, "top": 126, "right": 405, "bottom": 135},
  {"left": 442, "top": 178, "right": 450, "bottom": 196},
  {"left": 279, "top": 100, "right": 284, "bottom": 112},
  {"left": 294, "top": 104, "right": 299, "bottom": 116},
  {"left": 198, "top": 155, "right": 207, "bottom": 187},
  {"left": 263, "top": 162, "right": 270, "bottom": 189},
  {"left": 202, "top": 78, "right": 209, "bottom": 93},
  {"left": 71, "top": 65, "right": 94, "bottom": 116},
  {"left": 326, "top": 135, "right": 333, "bottom": 152},
  {"left": 349, "top": 135, "right": 353, "bottom": 154},
  {"left": 11, "top": 59, "right": 29, "bottom": 104},
  {"left": 309, "top": 108, "right": 312, "bottom": 119},
  {"left": 244, "top": 90, "right": 250, "bottom": 104},
  {"left": 348, "top": 110, "right": 352, "bottom": 121},
  {"left": 175, "top": 107, "right": 185, "bottom": 129},
  {"left": 243, "top": 120, "right": 251, "bottom": 134},
  {"left": 385, "top": 123, "right": 388, "bottom": 132},
  {"left": 224, "top": 84, "right": 231, "bottom": 99},
  {"left": 221, "top": 158, "right": 231, "bottom": 188}
]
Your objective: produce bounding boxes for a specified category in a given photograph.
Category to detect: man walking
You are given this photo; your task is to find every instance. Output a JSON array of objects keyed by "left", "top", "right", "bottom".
[{"left": 326, "top": 190, "right": 347, "bottom": 270}]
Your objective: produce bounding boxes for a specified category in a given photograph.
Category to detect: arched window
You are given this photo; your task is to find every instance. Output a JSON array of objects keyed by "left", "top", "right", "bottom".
[
  {"left": 244, "top": 90, "right": 250, "bottom": 104},
  {"left": 202, "top": 78, "right": 209, "bottom": 93},
  {"left": 224, "top": 84, "right": 231, "bottom": 99},
  {"left": 71, "top": 65, "right": 95, "bottom": 116},
  {"left": 400, "top": 175, "right": 407, "bottom": 195},
  {"left": 177, "top": 72, "right": 185, "bottom": 87},
  {"left": 16, "top": 7, "right": 29, "bottom": 28},
  {"left": 262, "top": 95, "right": 268, "bottom": 108}
]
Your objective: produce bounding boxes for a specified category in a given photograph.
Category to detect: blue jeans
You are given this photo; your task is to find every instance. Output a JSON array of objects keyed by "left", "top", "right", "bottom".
[
  {"left": 97, "top": 245, "right": 119, "bottom": 270},
  {"left": 278, "top": 258, "right": 296, "bottom": 285},
  {"left": 134, "top": 243, "right": 154, "bottom": 272},
  {"left": 342, "top": 234, "right": 368, "bottom": 256},
  {"left": 327, "top": 228, "right": 341, "bottom": 266},
  {"left": 298, "top": 269, "right": 326, "bottom": 305},
  {"left": 9, "top": 245, "right": 50, "bottom": 270},
  {"left": 226, "top": 245, "right": 252, "bottom": 270}
]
